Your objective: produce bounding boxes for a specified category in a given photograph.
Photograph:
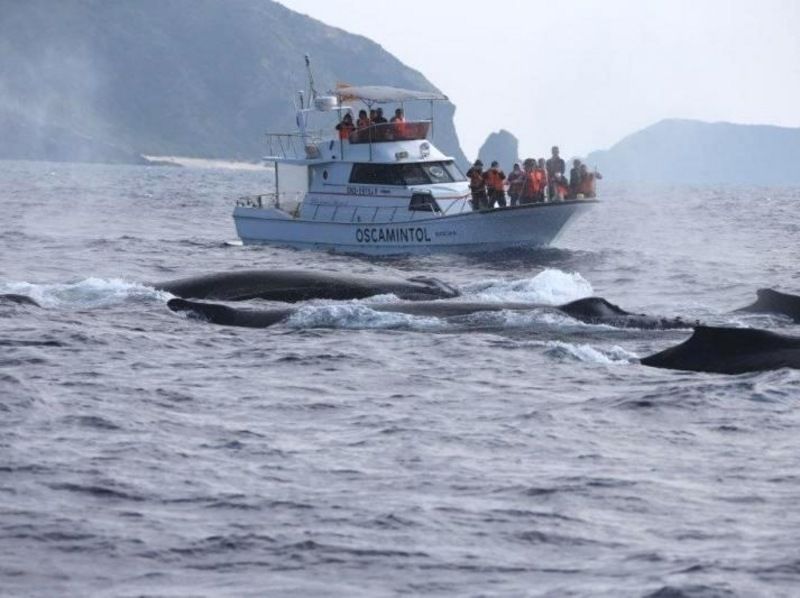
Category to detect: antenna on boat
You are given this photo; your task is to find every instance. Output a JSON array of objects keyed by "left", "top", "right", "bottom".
[{"left": 304, "top": 54, "right": 318, "bottom": 101}]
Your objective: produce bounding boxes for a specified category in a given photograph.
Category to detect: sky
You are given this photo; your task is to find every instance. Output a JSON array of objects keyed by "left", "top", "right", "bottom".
[{"left": 278, "top": 0, "right": 800, "bottom": 160}]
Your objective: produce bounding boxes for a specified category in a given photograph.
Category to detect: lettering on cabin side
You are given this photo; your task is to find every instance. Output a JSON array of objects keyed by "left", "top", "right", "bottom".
[
  {"left": 355, "top": 227, "right": 432, "bottom": 244},
  {"left": 346, "top": 186, "right": 379, "bottom": 196}
]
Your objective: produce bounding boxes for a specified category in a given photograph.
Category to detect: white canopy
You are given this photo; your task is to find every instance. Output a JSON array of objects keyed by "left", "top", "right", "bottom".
[{"left": 333, "top": 85, "right": 448, "bottom": 104}]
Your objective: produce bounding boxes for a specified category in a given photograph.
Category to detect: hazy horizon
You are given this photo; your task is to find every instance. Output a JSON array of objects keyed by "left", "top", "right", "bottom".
[{"left": 278, "top": 0, "right": 800, "bottom": 161}]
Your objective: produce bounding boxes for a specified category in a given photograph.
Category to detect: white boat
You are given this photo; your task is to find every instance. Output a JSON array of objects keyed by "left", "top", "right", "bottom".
[{"left": 233, "top": 74, "right": 596, "bottom": 255}]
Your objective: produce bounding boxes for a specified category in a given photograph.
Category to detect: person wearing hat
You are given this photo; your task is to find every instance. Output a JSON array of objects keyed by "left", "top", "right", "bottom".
[
  {"left": 483, "top": 160, "right": 507, "bottom": 208},
  {"left": 466, "top": 159, "right": 488, "bottom": 210}
]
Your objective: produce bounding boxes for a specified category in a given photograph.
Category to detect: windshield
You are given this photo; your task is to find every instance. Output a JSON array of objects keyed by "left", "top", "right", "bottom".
[{"left": 349, "top": 161, "right": 466, "bottom": 186}]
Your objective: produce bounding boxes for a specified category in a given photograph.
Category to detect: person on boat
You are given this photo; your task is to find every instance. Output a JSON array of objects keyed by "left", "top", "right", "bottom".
[
  {"left": 356, "top": 109, "right": 370, "bottom": 129},
  {"left": 569, "top": 159, "right": 582, "bottom": 199},
  {"left": 335, "top": 113, "right": 355, "bottom": 140},
  {"left": 484, "top": 161, "right": 507, "bottom": 208},
  {"left": 520, "top": 158, "right": 542, "bottom": 205},
  {"left": 535, "top": 158, "right": 548, "bottom": 202},
  {"left": 545, "top": 146, "right": 565, "bottom": 200},
  {"left": 506, "top": 162, "right": 524, "bottom": 207},
  {"left": 578, "top": 164, "right": 602, "bottom": 198},
  {"left": 551, "top": 173, "right": 570, "bottom": 200},
  {"left": 466, "top": 159, "right": 488, "bottom": 210},
  {"left": 390, "top": 108, "right": 407, "bottom": 138},
  {"left": 371, "top": 107, "right": 389, "bottom": 140}
]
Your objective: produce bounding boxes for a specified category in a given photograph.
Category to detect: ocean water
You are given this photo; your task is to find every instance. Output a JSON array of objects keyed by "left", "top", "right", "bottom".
[{"left": 1, "top": 160, "right": 799, "bottom": 597}]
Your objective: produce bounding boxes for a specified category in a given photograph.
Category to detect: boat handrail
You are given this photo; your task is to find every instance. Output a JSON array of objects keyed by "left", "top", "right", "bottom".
[
  {"left": 348, "top": 121, "right": 431, "bottom": 144},
  {"left": 264, "top": 131, "right": 329, "bottom": 160},
  {"left": 236, "top": 193, "right": 472, "bottom": 222}
]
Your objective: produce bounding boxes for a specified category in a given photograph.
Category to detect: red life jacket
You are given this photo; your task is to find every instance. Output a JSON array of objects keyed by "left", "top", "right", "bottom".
[
  {"left": 522, "top": 171, "right": 539, "bottom": 198},
  {"left": 534, "top": 168, "right": 547, "bottom": 192}
]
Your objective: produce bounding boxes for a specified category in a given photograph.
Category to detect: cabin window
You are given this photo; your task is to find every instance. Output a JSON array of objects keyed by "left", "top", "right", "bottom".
[
  {"left": 349, "top": 161, "right": 466, "bottom": 186},
  {"left": 408, "top": 193, "right": 440, "bottom": 212}
]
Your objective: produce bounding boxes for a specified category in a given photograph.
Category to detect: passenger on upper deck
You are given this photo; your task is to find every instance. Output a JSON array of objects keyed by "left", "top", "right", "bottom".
[
  {"left": 546, "top": 146, "right": 565, "bottom": 200},
  {"left": 390, "top": 108, "right": 406, "bottom": 137},
  {"left": 356, "top": 110, "right": 370, "bottom": 129},
  {"left": 484, "top": 161, "right": 506, "bottom": 208},
  {"left": 335, "top": 113, "right": 355, "bottom": 140},
  {"left": 373, "top": 108, "right": 388, "bottom": 124},
  {"left": 466, "top": 159, "right": 488, "bottom": 210}
]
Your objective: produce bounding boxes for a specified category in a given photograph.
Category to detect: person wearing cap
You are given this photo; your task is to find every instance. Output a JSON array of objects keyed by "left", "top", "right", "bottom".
[
  {"left": 545, "top": 145, "right": 565, "bottom": 200},
  {"left": 466, "top": 159, "right": 488, "bottom": 210},
  {"left": 506, "top": 162, "right": 524, "bottom": 207},
  {"left": 483, "top": 160, "right": 507, "bottom": 208}
]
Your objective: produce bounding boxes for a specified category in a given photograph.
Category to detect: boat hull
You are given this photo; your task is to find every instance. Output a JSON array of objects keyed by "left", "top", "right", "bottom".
[{"left": 233, "top": 200, "right": 596, "bottom": 255}]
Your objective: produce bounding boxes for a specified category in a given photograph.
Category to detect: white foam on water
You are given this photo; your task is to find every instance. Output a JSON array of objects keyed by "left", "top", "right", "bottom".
[
  {"left": 542, "top": 341, "right": 639, "bottom": 364},
  {"left": 284, "top": 303, "right": 444, "bottom": 331},
  {"left": 0, "top": 278, "right": 170, "bottom": 309},
  {"left": 463, "top": 269, "right": 594, "bottom": 305}
]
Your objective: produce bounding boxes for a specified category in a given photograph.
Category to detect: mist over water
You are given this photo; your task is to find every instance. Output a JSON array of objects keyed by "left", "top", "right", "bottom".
[{"left": 2, "top": 160, "right": 800, "bottom": 597}]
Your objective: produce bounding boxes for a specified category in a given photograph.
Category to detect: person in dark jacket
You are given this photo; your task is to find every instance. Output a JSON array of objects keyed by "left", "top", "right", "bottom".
[
  {"left": 506, "top": 162, "right": 524, "bottom": 207},
  {"left": 545, "top": 145, "right": 565, "bottom": 199},
  {"left": 569, "top": 159, "right": 582, "bottom": 199},
  {"left": 466, "top": 159, "right": 488, "bottom": 210}
]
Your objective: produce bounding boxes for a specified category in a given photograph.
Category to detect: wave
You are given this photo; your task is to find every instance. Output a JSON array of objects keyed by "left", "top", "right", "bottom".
[
  {"left": 541, "top": 341, "right": 639, "bottom": 364},
  {"left": 0, "top": 278, "right": 169, "bottom": 309},
  {"left": 461, "top": 269, "right": 593, "bottom": 304}
]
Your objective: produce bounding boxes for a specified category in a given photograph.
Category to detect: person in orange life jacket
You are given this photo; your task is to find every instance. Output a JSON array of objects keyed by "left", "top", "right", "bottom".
[
  {"left": 390, "top": 108, "right": 407, "bottom": 138},
  {"left": 483, "top": 161, "right": 507, "bottom": 208},
  {"left": 578, "top": 163, "right": 602, "bottom": 198},
  {"left": 506, "top": 162, "right": 524, "bottom": 207},
  {"left": 534, "top": 158, "right": 548, "bottom": 202},
  {"left": 545, "top": 145, "right": 565, "bottom": 200},
  {"left": 569, "top": 159, "right": 582, "bottom": 199},
  {"left": 335, "top": 113, "right": 355, "bottom": 140},
  {"left": 466, "top": 159, "right": 488, "bottom": 210},
  {"left": 520, "top": 158, "right": 541, "bottom": 205}
]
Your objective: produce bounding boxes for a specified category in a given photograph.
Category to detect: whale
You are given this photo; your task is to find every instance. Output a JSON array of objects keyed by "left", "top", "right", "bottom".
[
  {"left": 641, "top": 326, "right": 800, "bottom": 374},
  {"left": 153, "top": 270, "right": 459, "bottom": 302},
  {"left": 167, "top": 296, "right": 692, "bottom": 330},
  {"left": 734, "top": 288, "right": 800, "bottom": 322},
  {"left": 0, "top": 293, "right": 41, "bottom": 307}
]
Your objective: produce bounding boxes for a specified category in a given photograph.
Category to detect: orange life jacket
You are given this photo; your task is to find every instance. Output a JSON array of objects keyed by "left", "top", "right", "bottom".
[
  {"left": 484, "top": 168, "right": 505, "bottom": 192},
  {"left": 522, "top": 171, "right": 539, "bottom": 197},
  {"left": 534, "top": 168, "right": 547, "bottom": 191}
]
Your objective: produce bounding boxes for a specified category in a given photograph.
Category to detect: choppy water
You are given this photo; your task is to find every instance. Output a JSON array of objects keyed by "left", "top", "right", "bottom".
[{"left": 1, "top": 160, "right": 799, "bottom": 597}]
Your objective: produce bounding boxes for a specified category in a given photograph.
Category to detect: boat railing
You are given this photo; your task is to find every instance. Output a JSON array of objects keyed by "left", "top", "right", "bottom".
[
  {"left": 348, "top": 121, "right": 431, "bottom": 144},
  {"left": 264, "top": 131, "right": 329, "bottom": 160},
  {"left": 237, "top": 193, "right": 472, "bottom": 222},
  {"left": 236, "top": 192, "right": 304, "bottom": 215}
]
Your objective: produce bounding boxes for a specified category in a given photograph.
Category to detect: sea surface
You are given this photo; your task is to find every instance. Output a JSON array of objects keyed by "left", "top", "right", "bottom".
[{"left": 1, "top": 160, "right": 799, "bottom": 597}]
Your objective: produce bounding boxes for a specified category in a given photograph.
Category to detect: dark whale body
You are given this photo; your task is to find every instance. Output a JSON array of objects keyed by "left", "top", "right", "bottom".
[
  {"left": 735, "top": 288, "right": 800, "bottom": 322},
  {"left": 641, "top": 326, "right": 800, "bottom": 374},
  {"left": 167, "top": 296, "right": 690, "bottom": 330},
  {"left": 0, "top": 293, "right": 41, "bottom": 307},
  {"left": 153, "top": 270, "right": 458, "bottom": 302}
]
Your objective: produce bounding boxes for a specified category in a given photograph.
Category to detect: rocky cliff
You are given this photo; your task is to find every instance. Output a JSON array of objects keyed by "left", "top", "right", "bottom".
[{"left": 0, "top": 0, "right": 467, "bottom": 166}]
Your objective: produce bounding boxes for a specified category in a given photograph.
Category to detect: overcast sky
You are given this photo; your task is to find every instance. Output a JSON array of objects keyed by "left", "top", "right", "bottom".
[{"left": 278, "top": 0, "right": 800, "bottom": 160}]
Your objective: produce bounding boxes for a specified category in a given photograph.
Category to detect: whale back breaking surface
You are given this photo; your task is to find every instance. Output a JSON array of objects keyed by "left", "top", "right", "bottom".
[
  {"left": 167, "top": 298, "right": 292, "bottom": 327},
  {"left": 153, "top": 270, "right": 459, "bottom": 302},
  {"left": 641, "top": 325, "right": 800, "bottom": 374},
  {"left": 0, "top": 293, "right": 40, "bottom": 307},
  {"left": 559, "top": 297, "right": 691, "bottom": 329},
  {"left": 736, "top": 288, "right": 800, "bottom": 322}
]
